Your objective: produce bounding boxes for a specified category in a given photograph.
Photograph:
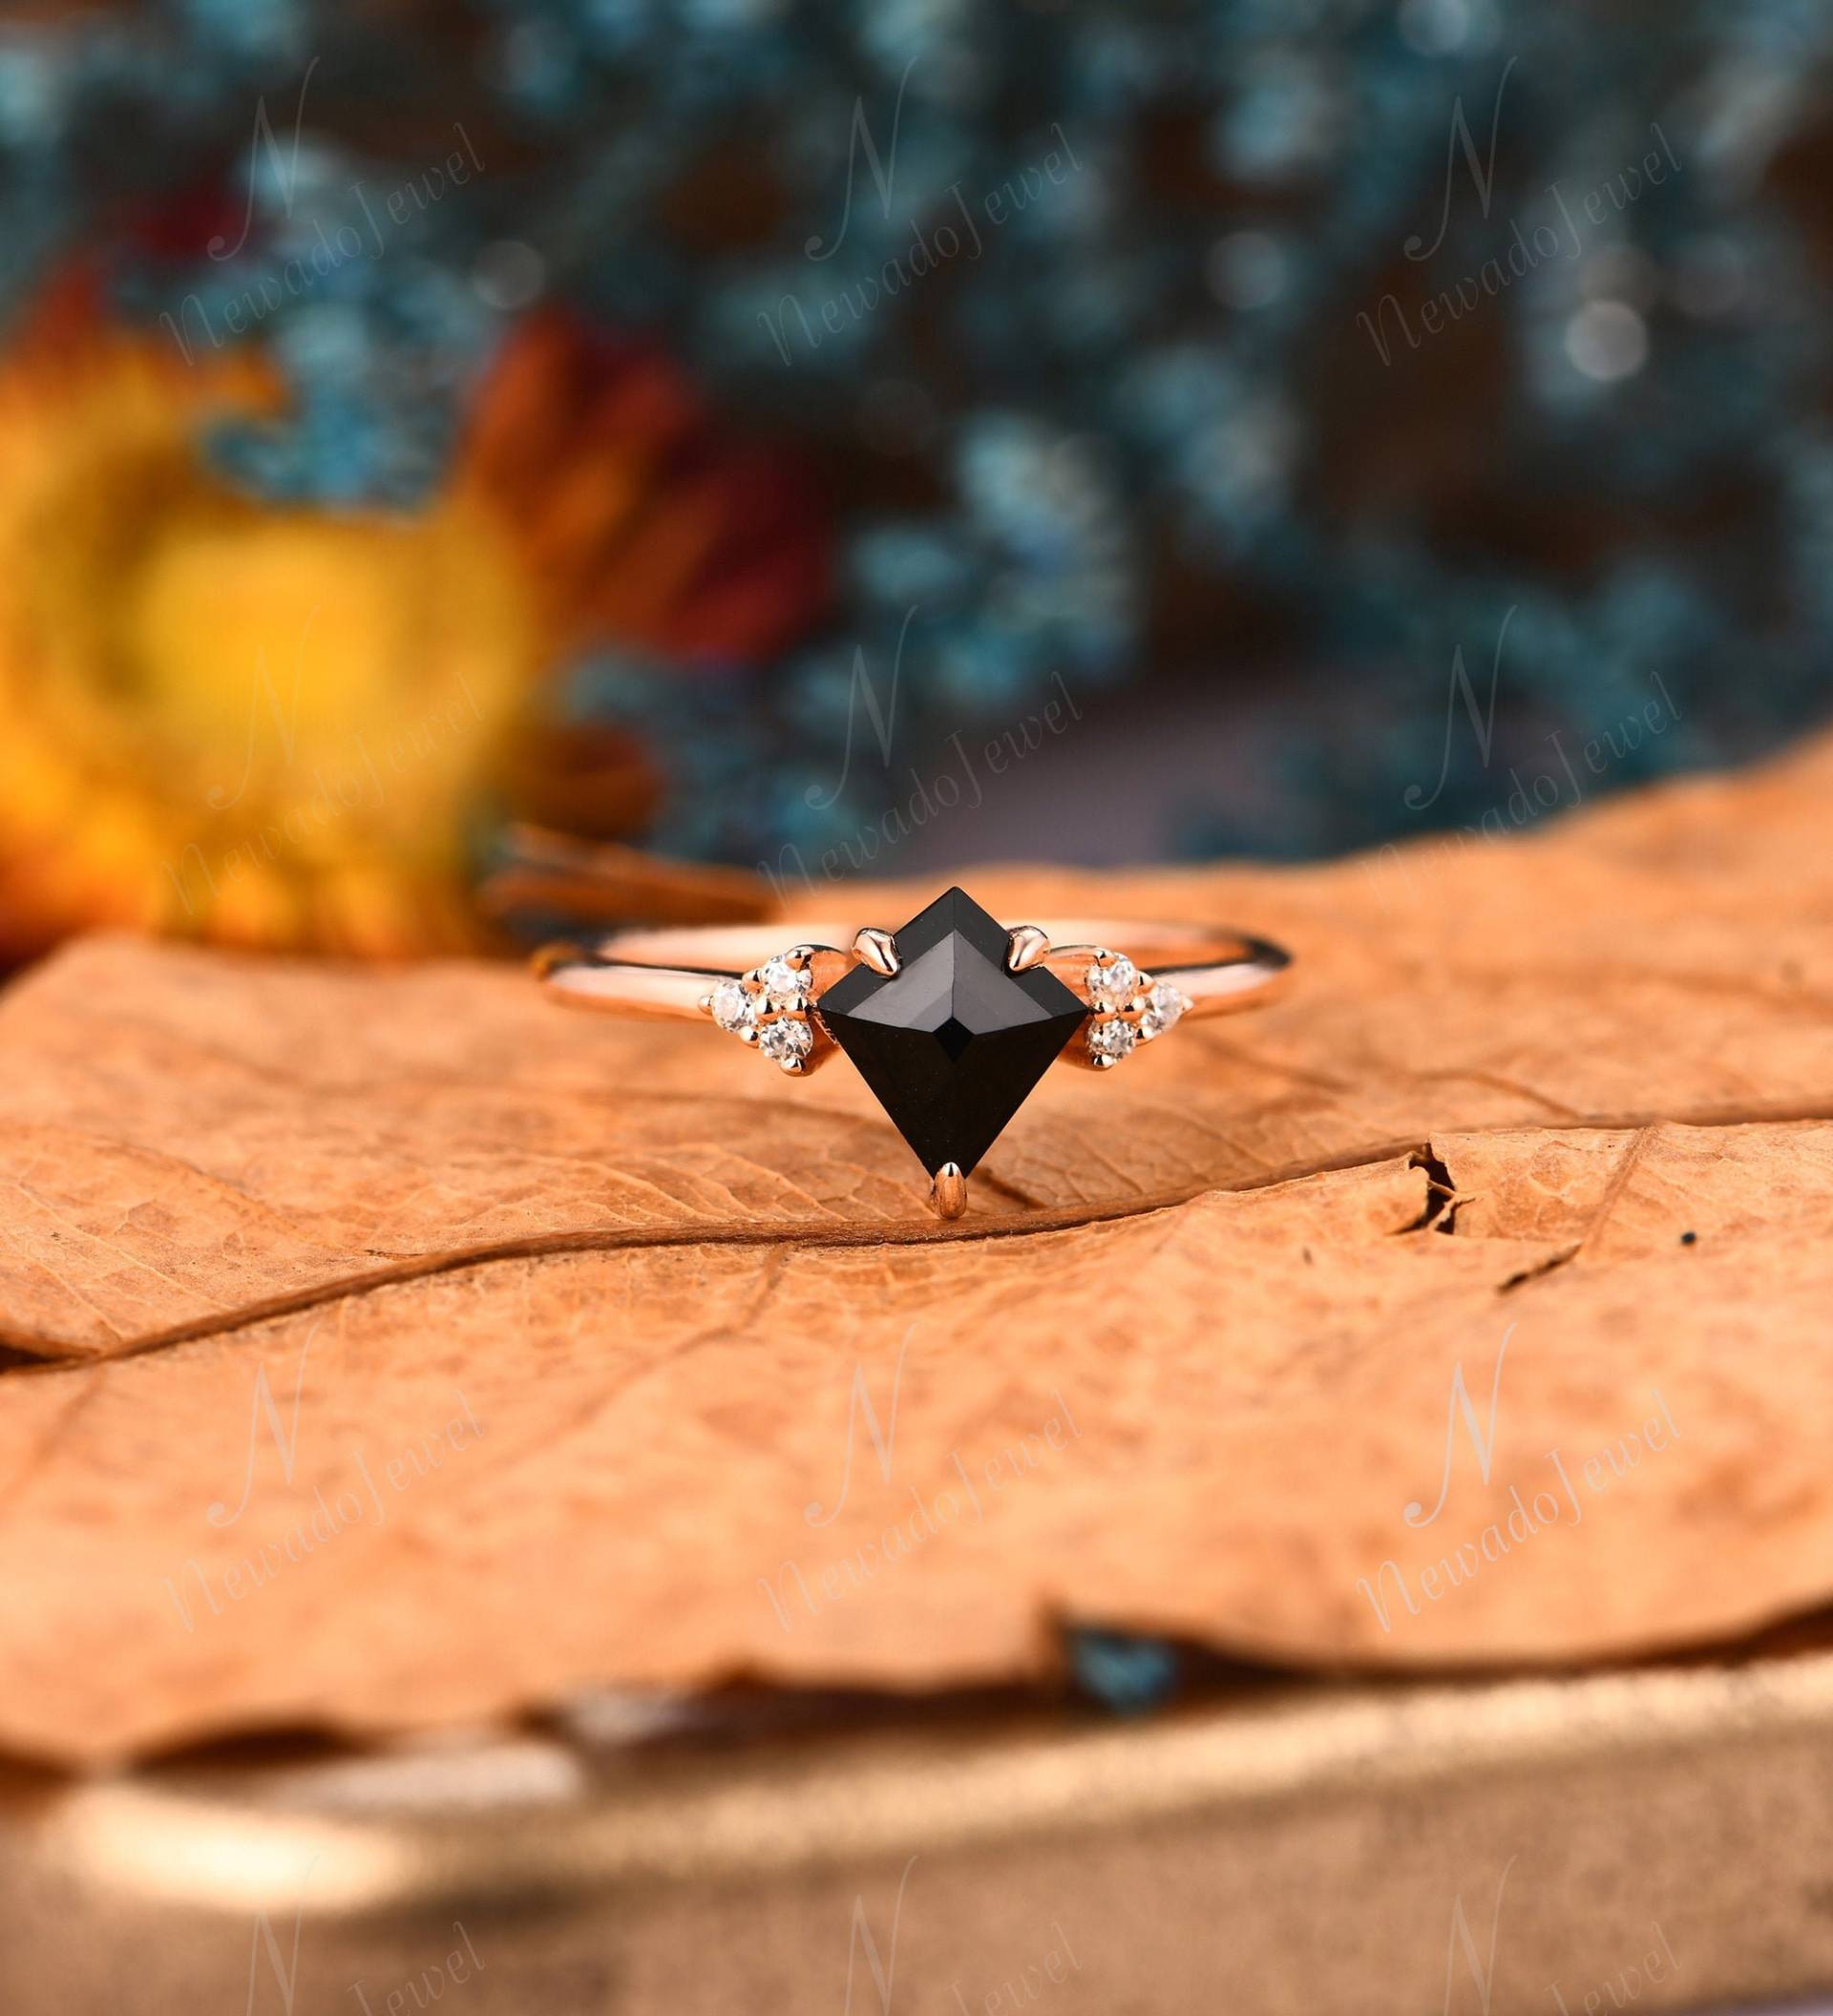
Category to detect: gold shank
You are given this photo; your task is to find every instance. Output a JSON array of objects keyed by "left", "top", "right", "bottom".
[{"left": 540, "top": 920, "right": 1289, "bottom": 1026}]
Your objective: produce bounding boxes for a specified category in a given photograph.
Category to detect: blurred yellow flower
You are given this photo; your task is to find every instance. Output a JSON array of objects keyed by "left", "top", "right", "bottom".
[
  {"left": 0, "top": 279, "right": 827, "bottom": 962},
  {"left": 0, "top": 278, "right": 540, "bottom": 957}
]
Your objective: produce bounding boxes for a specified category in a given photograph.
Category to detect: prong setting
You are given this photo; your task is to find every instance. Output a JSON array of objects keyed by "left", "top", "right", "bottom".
[
  {"left": 853, "top": 926, "right": 901, "bottom": 976},
  {"left": 1006, "top": 924, "right": 1051, "bottom": 973}
]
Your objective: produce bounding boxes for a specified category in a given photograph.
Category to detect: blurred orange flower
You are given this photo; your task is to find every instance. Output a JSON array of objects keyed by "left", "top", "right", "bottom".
[{"left": 0, "top": 278, "right": 828, "bottom": 962}]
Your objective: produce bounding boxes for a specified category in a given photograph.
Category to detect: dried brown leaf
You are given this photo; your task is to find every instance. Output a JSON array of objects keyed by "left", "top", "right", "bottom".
[{"left": 3, "top": 735, "right": 1833, "bottom": 1761}]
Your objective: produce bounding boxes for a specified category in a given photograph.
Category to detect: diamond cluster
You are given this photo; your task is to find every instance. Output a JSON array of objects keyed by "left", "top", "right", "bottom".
[
  {"left": 1082, "top": 951, "right": 1188, "bottom": 1067},
  {"left": 704, "top": 948, "right": 816, "bottom": 1071}
]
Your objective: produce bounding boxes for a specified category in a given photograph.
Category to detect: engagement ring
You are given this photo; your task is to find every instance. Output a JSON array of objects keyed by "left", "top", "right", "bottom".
[{"left": 538, "top": 886, "right": 1291, "bottom": 1219}]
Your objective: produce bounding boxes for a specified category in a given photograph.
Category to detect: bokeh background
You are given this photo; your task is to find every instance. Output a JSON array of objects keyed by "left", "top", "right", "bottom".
[{"left": 1, "top": 0, "right": 1829, "bottom": 966}]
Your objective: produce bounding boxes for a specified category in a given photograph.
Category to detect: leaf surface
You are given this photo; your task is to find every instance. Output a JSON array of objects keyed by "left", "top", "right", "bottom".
[{"left": 4, "top": 736, "right": 1833, "bottom": 1761}]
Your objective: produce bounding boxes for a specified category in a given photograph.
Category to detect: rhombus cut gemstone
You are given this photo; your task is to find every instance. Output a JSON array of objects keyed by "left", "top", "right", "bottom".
[{"left": 818, "top": 887, "right": 1088, "bottom": 1176}]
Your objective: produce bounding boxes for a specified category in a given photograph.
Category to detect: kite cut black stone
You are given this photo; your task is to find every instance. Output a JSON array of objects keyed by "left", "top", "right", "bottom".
[{"left": 818, "top": 887, "right": 1089, "bottom": 1176}]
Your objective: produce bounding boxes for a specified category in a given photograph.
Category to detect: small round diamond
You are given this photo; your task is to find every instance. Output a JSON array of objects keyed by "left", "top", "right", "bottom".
[
  {"left": 759, "top": 955, "right": 811, "bottom": 1006},
  {"left": 1085, "top": 955, "right": 1138, "bottom": 1006},
  {"left": 1140, "top": 981, "right": 1188, "bottom": 1040},
  {"left": 1087, "top": 1016, "right": 1137, "bottom": 1063},
  {"left": 709, "top": 978, "right": 759, "bottom": 1033},
  {"left": 758, "top": 1016, "right": 813, "bottom": 1065}
]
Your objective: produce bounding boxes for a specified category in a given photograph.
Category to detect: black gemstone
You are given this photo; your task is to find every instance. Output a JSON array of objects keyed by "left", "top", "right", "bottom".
[{"left": 818, "top": 888, "right": 1088, "bottom": 1176}]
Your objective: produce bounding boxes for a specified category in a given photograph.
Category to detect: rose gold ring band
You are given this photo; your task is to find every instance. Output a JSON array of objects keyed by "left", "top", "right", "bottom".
[{"left": 537, "top": 919, "right": 1291, "bottom": 1023}]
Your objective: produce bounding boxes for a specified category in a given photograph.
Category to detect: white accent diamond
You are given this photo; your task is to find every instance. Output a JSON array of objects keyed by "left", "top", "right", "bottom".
[
  {"left": 759, "top": 955, "right": 811, "bottom": 1006},
  {"left": 709, "top": 978, "right": 759, "bottom": 1033},
  {"left": 758, "top": 1017, "right": 813, "bottom": 1065},
  {"left": 1140, "top": 981, "right": 1188, "bottom": 1040},
  {"left": 1087, "top": 1016, "right": 1137, "bottom": 1062},
  {"left": 1085, "top": 954, "right": 1138, "bottom": 1006}
]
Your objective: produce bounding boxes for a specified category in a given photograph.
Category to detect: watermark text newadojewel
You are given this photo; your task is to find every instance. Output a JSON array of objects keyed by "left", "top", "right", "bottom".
[
  {"left": 1358, "top": 53, "right": 1680, "bottom": 367},
  {"left": 1550, "top": 1923, "right": 1679, "bottom": 2015},
  {"left": 761, "top": 58, "right": 1080, "bottom": 367},
  {"left": 162, "top": 1390, "right": 485, "bottom": 1632},
  {"left": 162, "top": 61, "right": 484, "bottom": 364},
  {"left": 952, "top": 1917, "right": 1084, "bottom": 2016},
  {"left": 350, "top": 1923, "right": 484, "bottom": 2016},
  {"left": 760, "top": 604, "right": 1083, "bottom": 898},
  {"left": 762, "top": 1333, "right": 1082, "bottom": 1634},
  {"left": 1357, "top": 1390, "right": 1678, "bottom": 1631}
]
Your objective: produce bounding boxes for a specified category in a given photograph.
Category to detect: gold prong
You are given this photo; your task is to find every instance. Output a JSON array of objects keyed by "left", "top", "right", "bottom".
[
  {"left": 853, "top": 927, "right": 900, "bottom": 976},
  {"left": 1006, "top": 924, "right": 1051, "bottom": 972},
  {"left": 929, "top": 1162, "right": 967, "bottom": 1219}
]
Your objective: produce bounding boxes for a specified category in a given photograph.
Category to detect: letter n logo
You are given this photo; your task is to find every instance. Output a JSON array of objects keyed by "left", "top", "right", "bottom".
[
  {"left": 243, "top": 1875, "right": 315, "bottom": 2016},
  {"left": 210, "top": 1316, "right": 324, "bottom": 1529},
  {"left": 843, "top": 1857, "right": 918, "bottom": 2014},
  {"left": 1407, "top": 56, "right": 1517, "bottom": 262},
  {"left": 805, "top": 607, "right": 919, "bottom": 812},
  {"left": 1441, "top": 1858, "right": 1514, "bottom": 2015},
  {"left": 1405, "top": 1323, "right": 1515, "bottom": 1527},
  {"left": 805, "top": 1324, "right": 915, "bottom": 1528}
]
